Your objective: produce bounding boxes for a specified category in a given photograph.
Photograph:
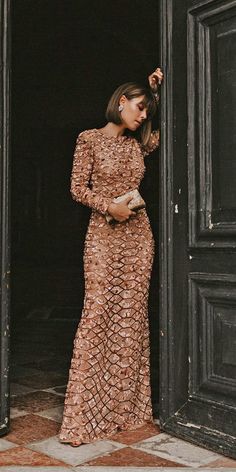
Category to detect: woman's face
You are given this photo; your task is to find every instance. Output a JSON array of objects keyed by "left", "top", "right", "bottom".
[{"left": 119, "top": 95, "right": 148, "bottom": 131}]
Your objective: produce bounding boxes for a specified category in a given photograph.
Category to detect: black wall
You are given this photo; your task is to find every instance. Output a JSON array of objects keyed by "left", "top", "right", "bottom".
[{"left": 11, "top": 0, "right": 160, "bottom": 405}]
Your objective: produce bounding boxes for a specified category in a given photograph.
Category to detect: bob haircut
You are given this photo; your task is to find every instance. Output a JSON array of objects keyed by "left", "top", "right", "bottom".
[{"left": 105, "top": 82, "right": 158, "bottom": 147}]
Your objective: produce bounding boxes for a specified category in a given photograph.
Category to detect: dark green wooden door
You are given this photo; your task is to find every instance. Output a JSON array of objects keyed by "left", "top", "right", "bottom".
[{"left": 159, "top": 0, "right": 236, "bottom": 458}]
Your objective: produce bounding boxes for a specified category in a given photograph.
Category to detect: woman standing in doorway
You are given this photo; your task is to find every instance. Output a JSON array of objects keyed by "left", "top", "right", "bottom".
[{"left": 59, "top": 67, "right": 164, "bottom": 446}]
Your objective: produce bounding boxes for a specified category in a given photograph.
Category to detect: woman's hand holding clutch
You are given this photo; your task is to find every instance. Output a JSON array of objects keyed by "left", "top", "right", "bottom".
[
  {"left": 106, "top": 189, "right": 146, "bottom": 223},
  {"left": 107, "top": 196, "right": 136, "bottom": 223}
]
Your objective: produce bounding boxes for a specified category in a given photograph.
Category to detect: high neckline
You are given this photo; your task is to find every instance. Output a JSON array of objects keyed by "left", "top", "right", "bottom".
[{"left": 95, "top": 128, "right": 128, "bottom": 140}]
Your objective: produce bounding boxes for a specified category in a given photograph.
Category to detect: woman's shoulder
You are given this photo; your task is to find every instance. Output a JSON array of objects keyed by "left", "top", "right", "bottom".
[{"left": 77, "top": 128, "right": 98, "bottom": 143}]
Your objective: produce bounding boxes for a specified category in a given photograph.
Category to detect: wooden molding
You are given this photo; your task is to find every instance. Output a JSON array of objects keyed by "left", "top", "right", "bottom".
[{"left": 0, "top": 0, "right": 11, "bottom": 437}]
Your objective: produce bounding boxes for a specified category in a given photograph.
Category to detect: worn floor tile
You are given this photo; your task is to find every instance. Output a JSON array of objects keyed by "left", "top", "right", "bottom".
[
  {"left": 0, "top": 445, "right": 68, "bottom": 466},
  {"left": 110, "top": 422, "right": 160, "bottom": 445},
  {"left": 133, "top": 433, "right": 222, "bottom": 467},
  {"left": 10, "top": 390, "right": 63, "bottom": 413},
  {"left": 44, "top": 385, "right": 66, "bottom": 396},
  {"left": 37, "top": 405, "right": 64, "bottom": 423},
  {"left": 0, "top": 467, "right": 72, "bottom": 472},
  {"left": 0, "top": 439, "right": 17, "bottom": 452},
  {"left": 10, "top": 408, "right": 28, "bottom": 419},
  {"left": 5, "top": 414, "right": 60, "bottom": 445},
  {"left": 16, "top": 371, "right": 67, "bottom": 389},
  {"left": 53, "top": 385, "right": 67, "bottom": 395},
  {"left": 83, "top": 445, "right": 186, "bottom": 467},
  {"left": 29, "top": 436, "right": 124, "bottom": 466},
  {"left": 74, "top": 468, "right": 235, "bottom": 472},
  {"left": 10, "top": 383, "right": 37, "bottom": 397},
  {"left": 205, "top": 456, "right": 236, "bottom": 467}
]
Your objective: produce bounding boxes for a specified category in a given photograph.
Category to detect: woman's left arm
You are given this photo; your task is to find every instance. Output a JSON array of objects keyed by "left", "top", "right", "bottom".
[
  {"left": 148, "top": 67, "right": 163, "bottom": 100},
  {"left": 140, "top": 67, "right": 163, "bottom": 157}
]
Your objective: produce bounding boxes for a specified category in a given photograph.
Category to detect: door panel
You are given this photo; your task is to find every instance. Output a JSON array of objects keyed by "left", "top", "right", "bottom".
[
  {"left": 189, "top": 273, "right": 236, "bottom": 405},
  {"left": 0, "top": 0, "right": 11, "bottom": 436},
  {"left": 188, "top": 0, "right": 236, "bottom": 246},
  {"left": 160, "top": 0, "right": 236, "bottom": 458}
]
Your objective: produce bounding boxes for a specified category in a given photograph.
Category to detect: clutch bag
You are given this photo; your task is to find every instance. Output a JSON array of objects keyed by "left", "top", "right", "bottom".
[{"left": 105, "top": 189, "right": 146, "bottom": 223}]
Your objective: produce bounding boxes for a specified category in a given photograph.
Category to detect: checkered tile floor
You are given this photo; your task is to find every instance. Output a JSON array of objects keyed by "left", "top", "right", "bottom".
[
  {"left": 0, "top": 366, "right": 235, "bottom": 471},
  {"left": 2, "top": 318, "right": 235, "bottom": 472}
]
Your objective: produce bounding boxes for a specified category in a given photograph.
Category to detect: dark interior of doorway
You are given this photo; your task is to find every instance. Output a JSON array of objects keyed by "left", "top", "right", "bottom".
[{"left": 10, "top": 0, "right": 160, "bottom": 415}]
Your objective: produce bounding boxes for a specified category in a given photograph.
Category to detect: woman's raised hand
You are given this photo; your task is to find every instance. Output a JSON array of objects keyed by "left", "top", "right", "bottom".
[
  {"left": 107, "top": 196, "right": 136, "bottom": 223},
  {"left": 148, "top": 67, "right": 164, "bottom": 92}
]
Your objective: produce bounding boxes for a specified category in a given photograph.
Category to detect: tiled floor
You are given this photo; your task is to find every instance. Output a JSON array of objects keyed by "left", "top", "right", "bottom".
[
  {"left": 1, "top": 369, "right": 236, "bottom": 472},
  {"left": 1, "top": 320, "right": 236, "bottom": 471}
]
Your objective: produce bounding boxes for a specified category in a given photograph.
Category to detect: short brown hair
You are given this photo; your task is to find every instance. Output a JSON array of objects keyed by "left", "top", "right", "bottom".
[{"left": 105, "top": 82, "right": 158, "bottom": 146}]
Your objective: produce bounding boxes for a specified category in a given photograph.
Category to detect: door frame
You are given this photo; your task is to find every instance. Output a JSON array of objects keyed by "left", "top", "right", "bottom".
[
  {"left": 159, "top": 0, "right": 174, "bottom": 423},
  {"left": 0, "top": 0, "right": 11, "bottom": 437}
]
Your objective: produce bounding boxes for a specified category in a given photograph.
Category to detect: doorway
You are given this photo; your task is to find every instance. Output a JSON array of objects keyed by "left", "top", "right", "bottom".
[{"left": 10, "top": 0, "right": 160, "bottom": 419}]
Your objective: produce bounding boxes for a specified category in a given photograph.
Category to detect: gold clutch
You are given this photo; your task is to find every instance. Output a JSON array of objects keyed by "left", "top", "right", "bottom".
[{"left": 105, "top": 189, "right": 146, "bottom": 223}]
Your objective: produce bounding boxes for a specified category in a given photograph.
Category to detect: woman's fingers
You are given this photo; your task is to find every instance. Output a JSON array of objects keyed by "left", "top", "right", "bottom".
[
  {"left": 108, "top": 198, "right": 136, "bottom": 222},
  {"left": 150, "top": 67, "right": 164, "bottom": 85},
  {"left": 129, "top": 210, "right": 136, "bottom": 217},
  {"left": 154, "top": 71, "right": 164, "bottom": 84},
  {"left": 125, "top": 195, "right": 133, "bottom": 204},
  {"left": 148, "top": 70, "right": 163, "bottom": 92}
]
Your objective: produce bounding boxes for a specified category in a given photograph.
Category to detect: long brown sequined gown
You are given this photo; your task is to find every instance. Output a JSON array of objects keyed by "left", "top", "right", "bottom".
[{"left": 59, "top": 128, "right": 159, "bottom": 445}]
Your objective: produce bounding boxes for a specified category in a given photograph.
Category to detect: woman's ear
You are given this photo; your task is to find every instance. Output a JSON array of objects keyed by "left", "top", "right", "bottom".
[{"left": 119, "top": 94, "right": 126, "bottom": 106}]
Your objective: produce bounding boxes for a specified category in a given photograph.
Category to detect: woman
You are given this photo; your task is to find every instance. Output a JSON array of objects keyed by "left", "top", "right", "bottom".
[{"left": 59, "top": 67, "right": 164, "bottom": 446}]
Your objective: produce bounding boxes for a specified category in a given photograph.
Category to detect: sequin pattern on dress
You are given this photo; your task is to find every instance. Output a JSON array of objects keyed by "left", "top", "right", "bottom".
[{"left": 59, "top": 128, "right": 159, "bottom": 445}]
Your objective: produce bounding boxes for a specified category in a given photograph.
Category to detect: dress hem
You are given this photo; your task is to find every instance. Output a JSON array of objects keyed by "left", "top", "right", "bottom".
[{"left": 58, "top": 418, "right": 155, "bottom": 446}]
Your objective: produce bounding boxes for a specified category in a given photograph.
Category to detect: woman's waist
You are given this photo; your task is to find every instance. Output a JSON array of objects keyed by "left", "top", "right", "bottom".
[{"left": 91, "top": 206, "right": 149, "bottom": 225}]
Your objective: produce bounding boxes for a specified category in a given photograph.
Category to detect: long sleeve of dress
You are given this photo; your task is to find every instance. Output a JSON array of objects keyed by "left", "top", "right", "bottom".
[
  {"left": 141, "top": 130, "right": 160, "bottom": 157},
  {"left": 70, "top": 133, "right": 111, "bottom": 215}
]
